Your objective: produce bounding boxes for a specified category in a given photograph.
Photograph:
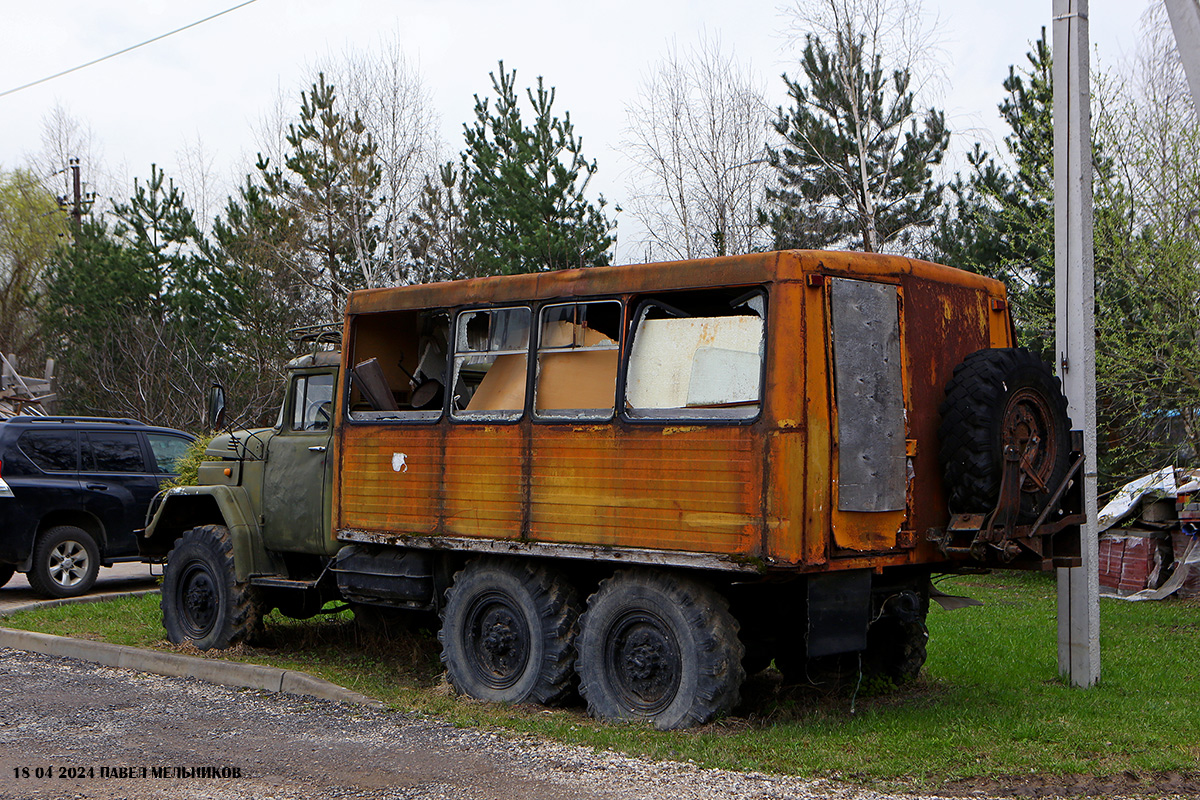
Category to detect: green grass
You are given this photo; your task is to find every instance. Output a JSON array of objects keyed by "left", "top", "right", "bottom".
[{"left": 4, "top": 572, "right": 1198, "bottom": 794}]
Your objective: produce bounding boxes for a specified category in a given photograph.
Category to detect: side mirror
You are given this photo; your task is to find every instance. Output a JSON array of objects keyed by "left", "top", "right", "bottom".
[{"left": 208, "top": 383, "right": 227, "bottom": 430}]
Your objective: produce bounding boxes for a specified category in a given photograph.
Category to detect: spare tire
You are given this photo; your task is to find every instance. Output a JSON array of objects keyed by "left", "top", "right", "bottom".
[{"left": 939, "top": 348, "right": 1072, "bottom": 521}]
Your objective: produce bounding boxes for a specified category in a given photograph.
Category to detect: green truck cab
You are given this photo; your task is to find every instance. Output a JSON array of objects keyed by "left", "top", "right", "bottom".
[{"left": 140, "top": 351, "right": 340, "bottom": 641}]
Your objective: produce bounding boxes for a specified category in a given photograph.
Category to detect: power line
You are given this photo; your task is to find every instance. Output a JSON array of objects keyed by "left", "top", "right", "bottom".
[{"left": 0, "top": 0, "right": 260, "bottom": 100}]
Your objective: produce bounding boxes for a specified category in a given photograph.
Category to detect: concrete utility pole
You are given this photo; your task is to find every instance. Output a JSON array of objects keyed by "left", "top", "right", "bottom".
[
  {"left": 1052, "top": 0, "right": 1101, "bottom": 688},
  {"left": 1165, "top": 0, "right": 1200, "bottom": 117}
]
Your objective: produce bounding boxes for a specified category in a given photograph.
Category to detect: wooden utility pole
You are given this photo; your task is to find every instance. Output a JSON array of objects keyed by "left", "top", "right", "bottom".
[{"left": 1052, "top": 0, "right": 1101, "bottom": 688}]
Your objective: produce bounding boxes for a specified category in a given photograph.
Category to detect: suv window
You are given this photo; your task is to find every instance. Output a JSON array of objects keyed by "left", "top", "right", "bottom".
[
  {"left": 83, "top": 431, "right": 146, "bottom": 472},
  {"left": 18, "top": 431, "right": 79, "bottom": 472},
  {"left": 146, "top": 433, "right": 191, "bottom": 474}
]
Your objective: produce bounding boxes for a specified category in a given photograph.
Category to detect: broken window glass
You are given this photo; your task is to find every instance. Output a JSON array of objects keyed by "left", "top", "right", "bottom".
[
  {"left": 534, "top": 301, "right": 621, "bottom": 420},
  {"left": 624, "top": 288, "right": 765, "bottom": 420},
  {"left": 452, "top": 307, "right": 532, "bottom": 421}
]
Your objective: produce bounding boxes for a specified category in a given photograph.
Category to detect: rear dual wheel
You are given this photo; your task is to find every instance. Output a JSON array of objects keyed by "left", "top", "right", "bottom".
[{"left": 439, "top": 562, "right": 746, "bottom": 729}]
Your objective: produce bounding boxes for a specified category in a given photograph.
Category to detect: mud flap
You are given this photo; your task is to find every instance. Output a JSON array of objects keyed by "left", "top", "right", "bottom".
[{"left": 806, "top": 569, "right": 871, "bottom": 658}]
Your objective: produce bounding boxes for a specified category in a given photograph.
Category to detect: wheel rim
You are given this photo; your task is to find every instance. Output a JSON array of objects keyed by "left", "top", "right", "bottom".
[
  {"left": 48, "top": 540, "right": 90, "bottom": 588},
  {"left": 177, "top": 561, "right": 219, "bottom": 639},
  {"left": 604, "top": 609, "right": 681, "bottom": 715},
  {"left": 1002, "top": 387, "right": 1059, "bottom": 494},
  {"left": 464, "top": 591, "right": 530, "bottom": 690}
]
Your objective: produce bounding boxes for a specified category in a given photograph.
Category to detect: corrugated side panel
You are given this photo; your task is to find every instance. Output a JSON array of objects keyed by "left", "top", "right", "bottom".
[
  {"left": 444, "top": 425, "right": 523, "bottom": 539},
  {"left": 530, "top": 426, "right": 762, "bottom": 555},
  {"left": 338, "top": 426, "right": 441, "bottom": 535}
]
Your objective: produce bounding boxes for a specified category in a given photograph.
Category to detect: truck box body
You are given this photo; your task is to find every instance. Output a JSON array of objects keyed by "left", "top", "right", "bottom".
[{"left": 333, "top": 250, "right": 1010, "bottom": 572}]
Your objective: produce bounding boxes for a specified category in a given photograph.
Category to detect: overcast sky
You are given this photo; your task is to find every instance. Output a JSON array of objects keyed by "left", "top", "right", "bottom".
[{"left": 1, "top": 0, "right": 1153, "bottom": 262}]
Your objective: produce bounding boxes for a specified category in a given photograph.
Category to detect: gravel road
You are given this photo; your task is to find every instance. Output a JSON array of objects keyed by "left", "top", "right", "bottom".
[{"left": 0, "top": 648, "right": 999, "bottom": 800}]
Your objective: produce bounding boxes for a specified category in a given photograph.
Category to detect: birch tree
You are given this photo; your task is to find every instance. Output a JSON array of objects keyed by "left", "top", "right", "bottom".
[{"left": 623, "top": 34, "right": 771, "bottom": 261}]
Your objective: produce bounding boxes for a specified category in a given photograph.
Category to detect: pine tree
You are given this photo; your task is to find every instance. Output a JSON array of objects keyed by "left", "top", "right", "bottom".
[
  {"left": 403, "top": 161, "right": 471, "bottom": 284},
  {"left": 460, "top": 63, "right": 614, "bottom": 275},
  {"left": 260, "top": 73, "right": 382, "bottom": 312},
  {"left": 762, "top": 29, "right": 948, "bottom": 253}
]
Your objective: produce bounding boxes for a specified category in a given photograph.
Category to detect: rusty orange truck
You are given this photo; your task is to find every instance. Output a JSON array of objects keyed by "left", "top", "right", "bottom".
[{"left": 140, "top": 250, "right": 1082, "bottom": 728}]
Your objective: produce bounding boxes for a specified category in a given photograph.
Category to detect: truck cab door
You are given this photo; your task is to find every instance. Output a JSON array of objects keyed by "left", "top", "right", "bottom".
[{"left": 261, "top": 370, "right": 337, "bottom": 555}]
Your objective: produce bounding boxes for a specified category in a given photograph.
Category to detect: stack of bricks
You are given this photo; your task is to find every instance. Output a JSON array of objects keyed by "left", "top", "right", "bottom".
[
  {"left": 1173, "top": 495, "right": 1200, "bottom": 598},
  {"left": 1098, "top": 534, "right": 1159, "bottom": 595},
  {"left": 1170, "top": 533, "right": 1200, "bottom": 598}
]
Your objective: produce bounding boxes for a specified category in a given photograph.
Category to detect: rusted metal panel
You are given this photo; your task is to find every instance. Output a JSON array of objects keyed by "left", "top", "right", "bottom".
[
  {"left": 444, "top": 425, "right": 523, "bottom": 539},
  {"left": 336, "top": 425, "right": 442, "bottom": 536},
  {"left": 830, "top": 278, "right": 906, "bottom": 512},
  {"left": 347, "top": 252, "right": 788, "bottom": 316},
  {"left": 338, "top": 528, "right": 764, "bottom": 572},
  {"left": 899, "top": 275, "right": 1008, "bottom": 547},
  {"left": 763, "top": 280, "right": 808, "bottom": 565},
  {"left": 529, "top": 425, "right": 762, "bottom": 555}
]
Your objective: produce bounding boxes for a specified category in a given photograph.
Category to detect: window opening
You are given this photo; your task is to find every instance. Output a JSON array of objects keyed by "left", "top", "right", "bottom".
[
  {"left": 624, "top": 287, "right": 765, "bottom": 420},
  {"left": 348, "top": 309, "right": 450, "bottom": 421},
  {"left": 535, "top": 301, "right": 621, "bottom": 420},
  {"left": 452, "top": 307, "right": 532, "bottom": 421}
]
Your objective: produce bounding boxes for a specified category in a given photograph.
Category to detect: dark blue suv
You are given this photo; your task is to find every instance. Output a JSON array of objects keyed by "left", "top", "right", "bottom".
[{"left": 0, "top": 416, "right": 193, "bottom": 598}]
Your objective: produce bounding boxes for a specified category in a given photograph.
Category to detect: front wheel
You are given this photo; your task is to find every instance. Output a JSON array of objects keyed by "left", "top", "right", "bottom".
[
  {"left": 161, "top": 525, "right": 259, "bottom": 650},
  {"left": 0, "top": 564, "right": 14, "bottom": 588},
  {"left": 576, "top": 570, "right": 744, "bottom": 730},
  {"left": 27, "top": 526, "right": 100, "bottom": 598}
]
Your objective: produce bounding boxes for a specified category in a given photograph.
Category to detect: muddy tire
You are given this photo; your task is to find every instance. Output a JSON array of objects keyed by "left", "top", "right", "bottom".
[
  {"left": 576, "top": 570, "right": 744, "bottom": 730},
  {"left": 863, "top": 591, "right": 929, "bottom": 684},
  {"left": 28, "top": 525, "right": 100, "bottom": 598},
  {"left": 439, "top": 559, "right": 580, "bottom": 706},
  {"left": 161, "top": 525, "right": 260, "bottom": 650},
  {"left": 939, "top": 348, "right": 1072, "bottom": 521}
]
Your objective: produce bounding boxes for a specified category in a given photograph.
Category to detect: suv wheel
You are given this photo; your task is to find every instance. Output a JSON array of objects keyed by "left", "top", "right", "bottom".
[
  {"left": 0, "top": 564, "right": 14, "bottom": 589},
  {"left": 28, "top": 526, "right": 101, "bottom": 599}
]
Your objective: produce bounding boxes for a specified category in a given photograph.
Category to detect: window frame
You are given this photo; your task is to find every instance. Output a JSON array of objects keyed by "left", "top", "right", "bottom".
[
  {"left": 144, "top": 432, "right": 194, "bottom": 475},
  {"left": 532, "top": 299, "right": 624, "bottom": 423},
  {"left": 286, "top": 371, "right": 338, "bottom": 434},
  {"left": 449, "top": 304, "right": 534, "bottom": 424},
  {"left": 81, "top": 430, "right": 150, "bottom": 474},
  {"left": 344, "top": 308, "right": 452, "bottom": 425},
  {"left": 617, "top": 286, "right": 769, "bottom": 426},
  {"left": 17, "top": 430, "right": 80, "bottom": 473}
]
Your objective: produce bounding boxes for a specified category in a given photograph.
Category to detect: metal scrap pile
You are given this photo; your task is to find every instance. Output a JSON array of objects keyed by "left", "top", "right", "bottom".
[
  {"left": 0, "top": 354, "right": 55, "bottom": 419},
  {"left": 1097, "top": 467, "right": 1200, "bottom": 600}
]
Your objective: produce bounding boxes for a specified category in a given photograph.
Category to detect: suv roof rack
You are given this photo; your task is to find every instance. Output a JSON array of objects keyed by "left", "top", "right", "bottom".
[{"left": 6, "top": 415, "right": 147, "bottom": 426}]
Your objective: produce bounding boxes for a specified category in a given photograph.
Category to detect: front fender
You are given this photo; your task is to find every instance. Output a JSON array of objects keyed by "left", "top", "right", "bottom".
[{"left": 141, "top": 485, "right": 284, "bottom": 581}]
